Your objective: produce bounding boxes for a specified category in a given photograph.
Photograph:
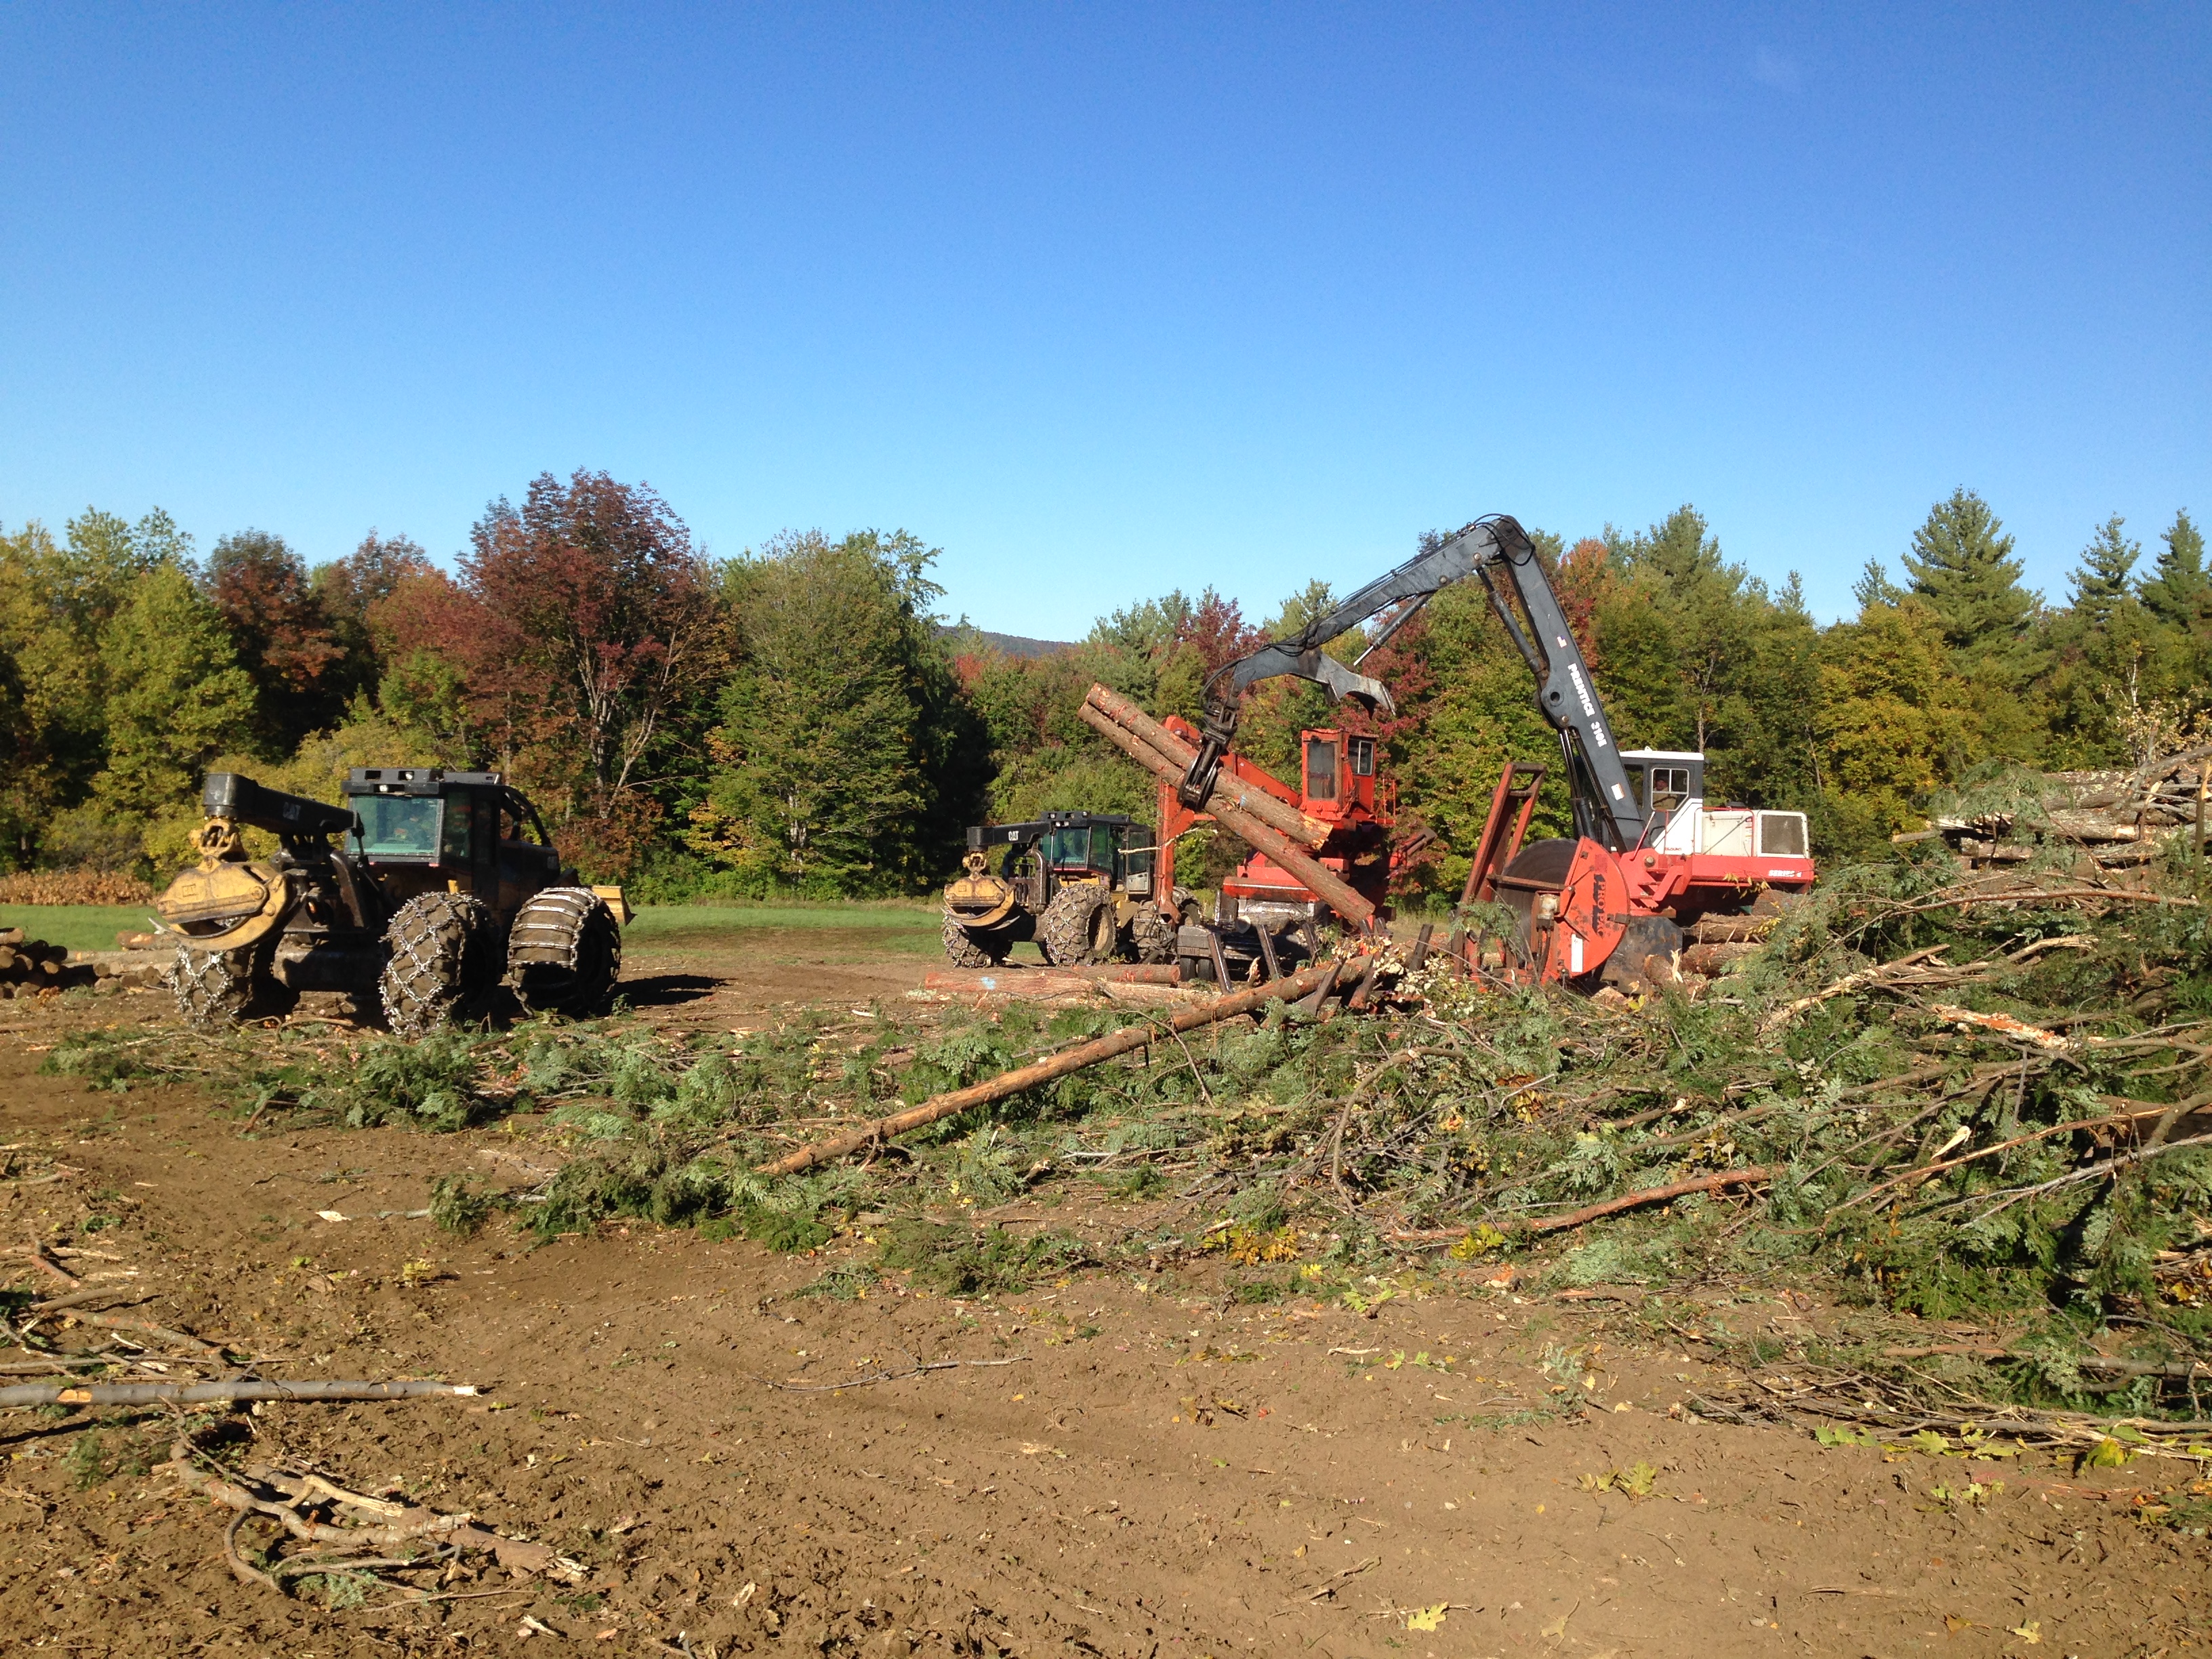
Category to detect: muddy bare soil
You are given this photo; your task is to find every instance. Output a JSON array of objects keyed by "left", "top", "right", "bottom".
[{"left": 4, "top": 982, "right": 2211, "bottom": 1658}]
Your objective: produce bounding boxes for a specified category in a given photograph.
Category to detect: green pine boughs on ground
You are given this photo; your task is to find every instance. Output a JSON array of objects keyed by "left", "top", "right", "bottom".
[{"left": 39, "top": 846, "right": 2212, "bottom": 1433}]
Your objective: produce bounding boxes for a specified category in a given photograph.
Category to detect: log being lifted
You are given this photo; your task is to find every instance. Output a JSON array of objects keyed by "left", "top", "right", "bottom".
[
  {"left": 1082, "top": 684, "right": 1331, "bottom": 851},
  {"left": 1077, "top": 686, "right": 1378, "bottom": 929},
  {"left": 758, "top": 957, "right": 1351, "bottom": 1178}
]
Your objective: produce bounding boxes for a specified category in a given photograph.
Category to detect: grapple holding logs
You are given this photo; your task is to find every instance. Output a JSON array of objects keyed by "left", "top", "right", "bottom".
[{"left": 152, "top": 769, "right": 628, "bottom": 1033}]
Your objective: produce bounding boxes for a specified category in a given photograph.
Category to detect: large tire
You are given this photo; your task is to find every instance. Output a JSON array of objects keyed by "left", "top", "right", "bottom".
[
  {"left": 943, "top": 913, "right": 1010, "bottom": 968},
  {"left": 1038, "top": 883, "right": 1115, "bottom": 967},
  {"left": 381, "top": 893, "right": 499, "bottom": 1037},
  {"left": 1128, "top": 906, "right": 1175, "bottom": 964},
  {"left": 506, "top": 887, "right": 621, "bottom": 1019},
  {"left": 171, "top": 940, "right": 291, "bottom": 1031}
]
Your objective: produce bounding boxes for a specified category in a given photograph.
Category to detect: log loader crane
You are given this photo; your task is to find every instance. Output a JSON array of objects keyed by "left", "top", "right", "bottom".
[{"left": 1176, "top": 514, "right": 1815, "bottom": 991}]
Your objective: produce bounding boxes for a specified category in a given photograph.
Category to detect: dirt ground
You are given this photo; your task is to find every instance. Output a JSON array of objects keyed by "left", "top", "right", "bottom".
[{"left": 3, "top": 934, "right": 2209, "bottom": 1658}]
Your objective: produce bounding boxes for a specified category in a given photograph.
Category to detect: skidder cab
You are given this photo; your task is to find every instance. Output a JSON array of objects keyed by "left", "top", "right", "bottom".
[{"left": 153, "top": 767, "right": 628, "bottom": 1033}]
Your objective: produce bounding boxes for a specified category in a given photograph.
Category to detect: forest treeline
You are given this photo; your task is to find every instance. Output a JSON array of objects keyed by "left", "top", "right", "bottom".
[{"left": 1, "top": 469, "right": 2204, "bottom": 901}]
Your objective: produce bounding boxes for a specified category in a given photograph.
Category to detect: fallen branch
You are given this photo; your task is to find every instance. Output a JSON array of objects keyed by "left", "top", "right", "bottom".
[
  {"left": 1838, "top": 1096, "right": 2212, "bottom": 1210},
  {"left": 1969, "top": 1131, "right": 2212, "bottom": 1218},
  {"left": 22, "top": 1286, "right": 151, "bottom": 1315},
  {"left": 1897, "top": 885, "right": 2200, "bottom": 917},
  {"left": 1516, "top": 1168, "right": 1773, "bottom": 1234},
  {"left": 1881, "top": 1345, "right": 2212, "bottom": 1380},
  {"left": 24, "top": 1234, "right": 79, "bottom": 1290},
  {"left": 1395, "top": 1168, "right": 1773, "bottom": 1246},
  {"left": 756, "top": 957, "right": 1353, "bottom": 1177},
  {"left": 33, "top": 1309, "right": 226, "bottom": 1357},
  {"left": 167, "top": 1428, "right": 583, "bottom": 1589},
  {"left": 3, "top": 1378, "right": 478, "bottom": 1408},
  {"left": 750, "top": 1352, "right": 1030, "bottom": 1393},
  {"left": 1761, "top": 947, "right": 1957, "bottom": 1033},
  {"left": 1924, "top": 1004, "right": 2072, "bottom": 1051}
]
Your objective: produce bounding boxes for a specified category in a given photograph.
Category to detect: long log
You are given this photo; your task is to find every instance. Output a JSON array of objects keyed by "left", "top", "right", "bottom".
[
  {"left": 757, "top": 958, "right": 1351, "bottom": 1178},
  {"left": 1078, "top": 696, "right": 1378, "bottom": 928},
  {"left": 1082, "top": 684, "right": 1330, "bottom": 851},
  {"left": 1, "top": 1378, "right": 478, "bottom": 1408}
]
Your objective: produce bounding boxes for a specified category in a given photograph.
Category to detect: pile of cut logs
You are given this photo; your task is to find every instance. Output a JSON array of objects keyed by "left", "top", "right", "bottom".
[
  {"left": 0, "top": 928, "right": 96, "bottom": 998},
  {"left": 1914, "top": 750, "right": 2209, "bottom": 869},
  {"left": 0, "top": 926, "right": 169, "bottom": 1000}
]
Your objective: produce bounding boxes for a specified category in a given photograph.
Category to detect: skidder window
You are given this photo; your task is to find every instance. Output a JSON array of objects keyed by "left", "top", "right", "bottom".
[{"left": 355, "top": 796, "right": 442, "bottom": 859}]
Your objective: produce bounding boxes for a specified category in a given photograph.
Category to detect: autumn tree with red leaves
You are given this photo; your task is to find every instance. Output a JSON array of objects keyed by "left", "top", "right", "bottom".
[
  {"left": 205, "top": 530, "right": 346, "bottom": 752},
  {"left": 388, "top": 470, "right": 722, "bottom": 876}
]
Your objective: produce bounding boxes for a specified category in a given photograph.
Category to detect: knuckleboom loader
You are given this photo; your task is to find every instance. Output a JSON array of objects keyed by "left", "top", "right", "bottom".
[
  {"left": 1175, "top": 515, "right": 1815, "bottom": 991},
  {"left": 155, "top": 769, "right": 628, "bottom": 1033}
]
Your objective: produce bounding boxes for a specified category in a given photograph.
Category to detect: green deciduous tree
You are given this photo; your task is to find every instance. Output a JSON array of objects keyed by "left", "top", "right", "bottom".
[
  {"left": 690, "top": 530, "right": 982, "bottom": 896},
  {"left": 92, "top": 564, "right": 258, "bottom": 821},
  {"left": 1811, "top": 596, "right": 1967, "bottom": 849}
]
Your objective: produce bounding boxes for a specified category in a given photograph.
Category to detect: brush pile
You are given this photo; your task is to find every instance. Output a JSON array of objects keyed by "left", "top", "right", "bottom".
[
  {"left": 39, "top": 834, "right": 2212, "bottom": 1447},
  {"left": 0, "top": 866, "right": 154, "bottom": 905}
]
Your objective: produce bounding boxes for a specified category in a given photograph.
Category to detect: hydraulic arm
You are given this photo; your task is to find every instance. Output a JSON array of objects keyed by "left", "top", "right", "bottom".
[{"left": 1177, "top": 514, "right": 1647, "bottom": 850}]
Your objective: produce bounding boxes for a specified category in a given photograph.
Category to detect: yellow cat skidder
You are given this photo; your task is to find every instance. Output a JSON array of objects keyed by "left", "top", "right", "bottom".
[{"left": 154, "top": 769, "right": 626, "bottom": 1034}]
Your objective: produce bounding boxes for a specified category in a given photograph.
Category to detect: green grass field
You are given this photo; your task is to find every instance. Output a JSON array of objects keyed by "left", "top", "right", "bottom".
[
  {"left": 0, "top": 899, "right": 945, "bottom": 960},
  {"left": 0, "top": 904, "right": 156, "bottom": 955}
]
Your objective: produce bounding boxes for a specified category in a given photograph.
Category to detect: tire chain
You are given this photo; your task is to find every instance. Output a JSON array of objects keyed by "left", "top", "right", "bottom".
[
  {"left": 380, "top": 893, "right": 495, "bottom": 1037},
  {"left": 941, "top": 912, "right": 1005, "bottom": 968},
  {"left": 1037, "top": 883, "right": 1112, "bottom": 967},
  {"left": 171, "top": 943, "right": 274, "bottom": 1031},
  {"left": 506, "top": 887, "right": 621, "bottom": 1017}
]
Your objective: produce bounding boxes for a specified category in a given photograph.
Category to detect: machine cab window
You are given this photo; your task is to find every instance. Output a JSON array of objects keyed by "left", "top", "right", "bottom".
[
  {"left": 1045, "top": 823, "right": 1092, "bottom": 870},
  {"left": 1621, "top": 751, "right": 1705, "bottom": 844},
  {"left": 1304, "top": 737, "right": 1338, "bottom": 802},
  {"left": 354, "top": 796, "right": 442, "bottom": 859},
  {"left": 1347, "top": 736, "right": 1376, "bottom": 778}
]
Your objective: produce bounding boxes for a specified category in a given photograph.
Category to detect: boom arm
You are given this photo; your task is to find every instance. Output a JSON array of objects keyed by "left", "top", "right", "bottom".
[{"left": 1176, "top": 515, "right": 1647, "bottom": 851}]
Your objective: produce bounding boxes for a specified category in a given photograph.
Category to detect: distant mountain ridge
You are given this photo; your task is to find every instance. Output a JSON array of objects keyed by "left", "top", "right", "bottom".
[{"left": 939, "top": 624, "right": 1076, "bottom": 659}]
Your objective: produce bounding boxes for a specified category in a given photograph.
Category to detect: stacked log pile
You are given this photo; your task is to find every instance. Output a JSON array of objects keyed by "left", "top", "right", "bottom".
[
  {"left": 1918, "top": 750, "right": 2209, "bottom": 869},
  {"left": 0, "top": 926, "right": 167, "bottom": 999},
  {"left": 0, "top": 928, "right": 94, "bottom": 998}
]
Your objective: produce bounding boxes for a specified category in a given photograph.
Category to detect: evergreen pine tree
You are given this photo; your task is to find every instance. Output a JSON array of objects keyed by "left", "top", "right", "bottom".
[
  {"left": 1852, "top": 558, "right": 1903, "bottom": 611},
  {"left": 1901, "top": 489, "right": 2036, "bottom": 656},
  {"left": 2141, "top": 508, "right": 2208, "bottom": 629},
  {"left": 2067, "top": 515, "right": 2141, "bottom": 627}
]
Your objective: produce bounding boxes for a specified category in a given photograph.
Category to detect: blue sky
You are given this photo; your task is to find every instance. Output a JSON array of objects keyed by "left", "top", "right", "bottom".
[{"left": 3, "top": 5, "right": 2205, "bottom": 638}]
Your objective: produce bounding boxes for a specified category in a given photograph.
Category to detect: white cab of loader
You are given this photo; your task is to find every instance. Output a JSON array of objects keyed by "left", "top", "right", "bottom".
[{"left": 1621, "top": 750, "right": 1811, "bottom": 863}]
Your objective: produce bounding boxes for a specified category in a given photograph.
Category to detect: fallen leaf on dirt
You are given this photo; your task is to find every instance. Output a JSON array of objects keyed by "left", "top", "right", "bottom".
[
  {"left": 732, "top": 1581, "right": 756, "bottom": 1607},
  {"left": 2007, "top": 1620, "right": 2042, "bottom": 1644},
  {"left": 1407, "top": 1603, "right": 1447, "bottom": 1632},
  {"left": 1944, "top": 1614, "right": 1975, "bottom": 1634},
  {"left": 315, "top": 1210, "right": 347, "bottom": 1223}
]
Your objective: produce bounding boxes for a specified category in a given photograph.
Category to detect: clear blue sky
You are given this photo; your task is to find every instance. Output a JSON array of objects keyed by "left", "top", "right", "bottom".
[{"left": 3, "top": 5, "right": 2205, "bottom": 638}]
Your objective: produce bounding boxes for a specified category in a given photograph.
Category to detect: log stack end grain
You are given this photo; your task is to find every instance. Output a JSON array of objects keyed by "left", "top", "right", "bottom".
[{"left": 0, "top": 928, "right": 167, "bottom": 999}]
